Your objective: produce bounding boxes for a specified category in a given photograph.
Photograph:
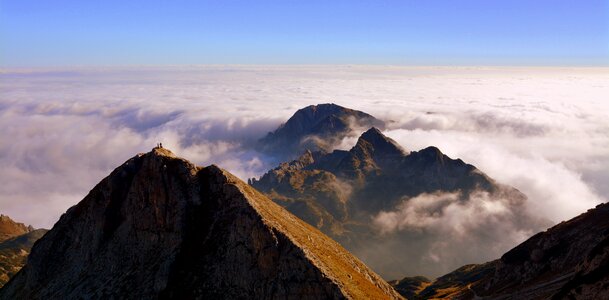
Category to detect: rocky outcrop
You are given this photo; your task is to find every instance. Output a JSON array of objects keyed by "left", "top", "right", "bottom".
[
  {"left": 258, "top": 103, "right": 385, "bottom": 159},
  {"left": 0, "top": 215, "right": 33, "bottom": 243},
  {"left": 0, "top": 147, "right": 401, "bottom": 299}
]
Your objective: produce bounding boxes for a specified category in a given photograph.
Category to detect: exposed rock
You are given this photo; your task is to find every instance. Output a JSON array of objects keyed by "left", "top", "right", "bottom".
[
  {"left": 258, "top": 103, "right": 385, "bottom": 159},
  {"left": 0, "top": 147, "right": 402, "bottom": 299},
  {"left": 0, "top": 215, "right": 33, "bottom": 243}
]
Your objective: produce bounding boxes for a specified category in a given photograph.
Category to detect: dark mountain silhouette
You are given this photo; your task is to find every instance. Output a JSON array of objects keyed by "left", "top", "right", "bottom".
[
  {"left": 394, "top": 202, "right": 609, "bottom": 299},
  {"left": 0, "top": 147, "right": 402, "bottom": 299},
  {"left": 258, "top": 103, "right": 385, "bottom": 159},
  {"left": 252, "top": 127, "right": 545, "bottom": 278}
]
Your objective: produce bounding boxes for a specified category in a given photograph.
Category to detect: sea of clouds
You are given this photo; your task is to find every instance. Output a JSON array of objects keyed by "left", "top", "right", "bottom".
[{"left": 1, "top": 65, "right": 607, "bottom": 276}]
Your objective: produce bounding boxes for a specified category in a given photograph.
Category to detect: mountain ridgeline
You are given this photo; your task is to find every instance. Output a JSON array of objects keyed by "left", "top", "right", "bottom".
[
  {"left": 252, "top": 125, "right": 545, "bottom": 278},
  {"left": 0, "top": 147, "right": 402, "bottom": 299},
  {"left": 0, "top": 215, "right": 34, "bottom": 243}
]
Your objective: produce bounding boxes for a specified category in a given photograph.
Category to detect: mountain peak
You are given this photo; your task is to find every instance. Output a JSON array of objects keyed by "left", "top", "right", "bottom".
[
  {"left": 1, "top": 150, "right": 402, "bottom": 299},
  {"left": 258, "top": 103, "right": 385, "bottom": 159},
  {"left": 299, "top": 103, "right": 345, "bottom": 114},
  {"left": 359, "top": 127, "right": 384, "bottom": 140},
  {"left": 150, "top": 146, "right": 177, "bottom": 158},
  {"left": 356, "top": 127, "right": 408, "bottom": 157}
]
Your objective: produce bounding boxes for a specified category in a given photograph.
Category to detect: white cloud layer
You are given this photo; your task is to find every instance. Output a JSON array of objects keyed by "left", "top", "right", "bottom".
[
  {"left": 366, "top": 190, "right": 545, "bottom": 277},
  {"left": 1, "top": 66, "right": 607, "bottom": 258}
]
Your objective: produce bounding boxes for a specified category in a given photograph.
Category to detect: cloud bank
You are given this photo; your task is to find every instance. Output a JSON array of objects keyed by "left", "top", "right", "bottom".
[
  {"left": 1, "top": 66, "right": 607, "bottom": 277},
  {"left": 365, "top": 190, "right": 548, "bottom": 277}
]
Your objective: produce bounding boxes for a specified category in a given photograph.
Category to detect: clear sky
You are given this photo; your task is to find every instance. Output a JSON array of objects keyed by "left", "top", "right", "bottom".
[{"left": 1, "top": 0, "right": 608, "bottom": 66}]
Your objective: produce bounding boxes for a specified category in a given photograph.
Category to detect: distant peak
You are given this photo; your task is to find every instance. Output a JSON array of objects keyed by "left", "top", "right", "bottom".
[
  {"left": 302, "top": 103, "right": 343, "bottom": 111},
  {"left": 357, "top": 127, "right": 408, "bottom": 156},
  {"left": 294, "top": 103, "right": 348, "bottom": 117},
  {"left": 258, "top": 103, "right": 385, "bottom": 159},
  {"left": 0, "top": 214, "right": 33, "bottom": 243}
]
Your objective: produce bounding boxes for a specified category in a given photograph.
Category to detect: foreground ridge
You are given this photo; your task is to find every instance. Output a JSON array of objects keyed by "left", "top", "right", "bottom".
[{"left": 0, "top": 147, "right": 401, "bottom": 299}]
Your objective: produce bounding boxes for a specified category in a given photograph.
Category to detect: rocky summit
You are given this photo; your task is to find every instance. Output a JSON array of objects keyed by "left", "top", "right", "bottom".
[
  {"left": 0, "top": 147, "right": 402, "bottom": 300},
  {"left": 258, "top": 103, "right": 385, "bottom": 159}
]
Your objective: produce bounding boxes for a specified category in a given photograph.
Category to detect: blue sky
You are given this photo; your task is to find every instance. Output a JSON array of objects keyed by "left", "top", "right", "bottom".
[{"left": 1, "top": 0, "right": 608, "bottom": 66}]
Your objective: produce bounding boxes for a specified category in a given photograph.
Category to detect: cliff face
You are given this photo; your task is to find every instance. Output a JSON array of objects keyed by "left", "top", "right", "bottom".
[{"left": 0, "top": 147, "right": 401, "bottom": 300}]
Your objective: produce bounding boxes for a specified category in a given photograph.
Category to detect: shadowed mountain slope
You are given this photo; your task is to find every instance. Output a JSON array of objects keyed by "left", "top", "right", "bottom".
[
  {"left": 0, "top": 147, "right": 401, "bottom": 300},
  {"left": 392, "top": 202, "right": 609, "bottom": 299}
]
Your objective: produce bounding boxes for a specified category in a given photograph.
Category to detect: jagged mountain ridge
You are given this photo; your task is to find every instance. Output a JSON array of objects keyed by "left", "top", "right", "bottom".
[
  {"left": 252, "top": 126, "right": 543, "bottom": 278},
  {"left": 0, "top": 147, "right": 402, "bottom": 299},
  {"left": 258, "top": 103, "right": 385, "bottom": 159},
  {"left": 252, "top": 127, "right": 524, "bottom": 231},
  {"left": 0, "top": 215, "right": 34, "bottom": 243}
]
